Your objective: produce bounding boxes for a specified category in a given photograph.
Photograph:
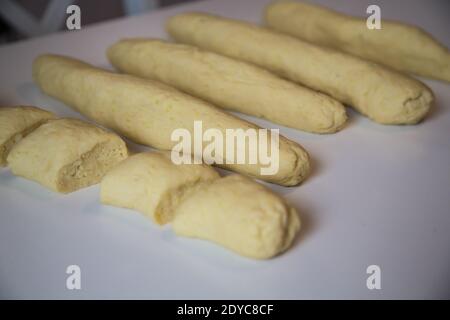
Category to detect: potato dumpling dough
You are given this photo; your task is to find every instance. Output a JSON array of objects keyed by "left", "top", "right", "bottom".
[
  {"left": 33, "top": 54, "right": 310, "bottom": 186},
  {"left": 108, "top": 38, "right": 347, "bottom": 134},
  {"left": 0, "top": 106, "right": 55, "bottom": 166},
  {"left": 173, "top": 174, "right": 300, "bottom": 259},
  {"left": 167, "top": 12, "right": 434, "bottom": 125},
  {"left": 7, "top": 118, "right": 128, "bottom": 193},
  {"left": 265, "top": 1, "right": 450, "bottom": 83},
  {"left": 101, "top": 152, "right": 220, "bottom": 224}
]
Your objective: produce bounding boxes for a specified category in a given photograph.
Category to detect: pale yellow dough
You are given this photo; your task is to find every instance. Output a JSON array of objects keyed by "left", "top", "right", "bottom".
[
  {"left": 101, "top": 151, "right": 300, "bottom": 259},
  {"left": 265, "top": 1, "right": 450, "bottom": 83},
  {"left": 167, "top": 12, "right": 434, "bottom": 125},
  {"left": 101, "top": 152, "right": 220, "bottom": 224},
  {"left": 172, "top": 174, "right": 300, "bottom": 259},
  {"left": 107, "top": 38, "right": 347, "bottom": 134},
  {"left": 33, "top": 54, "right": 310, "bottom": 186},
  {"left": 7, "top": 118, "right": 128, "bottom": 193},
  {"left": 0, "top": 106, "right": 55, "bottom": 166}
]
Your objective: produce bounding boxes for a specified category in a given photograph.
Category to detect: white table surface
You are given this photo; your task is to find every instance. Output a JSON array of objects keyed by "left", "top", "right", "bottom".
[{"left": 0, "top": 0, "right": 449, "bottom": 299}]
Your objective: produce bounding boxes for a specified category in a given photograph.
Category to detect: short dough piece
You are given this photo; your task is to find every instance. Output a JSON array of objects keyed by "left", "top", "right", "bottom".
[
  {"left": 7, "top": 118, "right": 128, "bottom": 193},
  {"left": 265, "top": 1, "right": 450, "bottom": 83},
  {"left": 0, "top": 106, "right": 55, "bottom": 166},
  {"left": 172, "top": 175, "right": 300, "bottom": 259},
  {"left": 101, "top": 152, "right": 220, "bottom": 224}
]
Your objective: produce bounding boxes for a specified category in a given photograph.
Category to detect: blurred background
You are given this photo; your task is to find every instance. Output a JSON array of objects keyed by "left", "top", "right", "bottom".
[{"left": 0, "top": 0, "right": 198, "bottom": 44}]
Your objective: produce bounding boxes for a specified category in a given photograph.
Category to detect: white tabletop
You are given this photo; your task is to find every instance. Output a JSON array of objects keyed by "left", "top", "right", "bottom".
[{"left": 0, "top": 0, "right": 449, "bottom": 299}]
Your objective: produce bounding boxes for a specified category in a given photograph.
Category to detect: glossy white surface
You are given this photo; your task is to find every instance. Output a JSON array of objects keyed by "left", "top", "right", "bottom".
[{"left": 0, "top": 0, "right": 449, "bottom": 299}]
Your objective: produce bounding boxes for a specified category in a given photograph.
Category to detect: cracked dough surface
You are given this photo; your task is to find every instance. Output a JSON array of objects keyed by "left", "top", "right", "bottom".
[
  {"left": 108, "top": 38, "right": 347, "bottom": 134},
  {"left": 7, "top": 118, "right": 128, "bottom": 193},
  {"left": 167, "top": 12, "right": 434, "bottom": 125},
  {"left": 0, "top": 106, "right": 55, "bottom": 166}
]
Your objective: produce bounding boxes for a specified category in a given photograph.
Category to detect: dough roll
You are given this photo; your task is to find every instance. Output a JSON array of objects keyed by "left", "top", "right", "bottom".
[
  {"left": 167, "top": 12, "right": 434, "bottom": 125},
  {"left": 7, "top": 118, "right": 128, "bottom": 193},
  {"left": 33, "top": 54, "right": 310, "bottom": 186},
  {"left": 101, "top": 151, "right": 300, "bottom": 259},
  {"left": 101, "top": 152, "right": 220, "bottom": 224},
  {"left": 0, "top": 106, "right": 55, "bottom": 166},
  {"left": 107, "top": 38, "right": 347, "bottom": 134},
  {"left": 265, "top": 1, "right": 450, "bottom": 83},
  {"left": 172, "top": 174, "right": 300, "bottom": 259}
]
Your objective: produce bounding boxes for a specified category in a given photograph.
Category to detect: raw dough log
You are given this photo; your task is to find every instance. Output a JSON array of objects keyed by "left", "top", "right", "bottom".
[
  {"left": 172, "top": 174, "right": 300, "bottom": 259},
  {"left": 33, "top": 54, "right": 310, "bottom": 186},
  {"left": 101, "top": 151, "right": 300, "bottom": 259},
  {"left": 0, "top": 106, "right": 55, "bottom": 166},
  {"left": 7, "top": 118, "right": 128, "bottom": 193},
  {"left": 265, "top": 1, "right": 450, "bottom": 83},
  {"left": 101, "top": 152, "right": 220, "bottom": 224},
  {"left": 167, "top": 12, "right": 434, "bottom": 125},
  {"left": 108, "top": 38, "right": 347, "bottom": 134}
]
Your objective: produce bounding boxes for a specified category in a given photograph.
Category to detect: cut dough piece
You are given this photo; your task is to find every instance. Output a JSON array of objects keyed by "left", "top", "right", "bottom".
[
  {"left": 265, "top": 1, "right": 450, "bottom": 83},
  {"left": 167, "top": 12, "right": 434, "bottom": 125},
  {"left": 101, "top": 152, "right": 220, "bottom": 224},
  {"left": 172, "top": 175, "right": 300, "bottom": 259},
  {"left": 7, "top": 118, "right": 128, "bottom": 193},
  {"left": 107, "top": 38, "right": 347, "bottom": 134},
  {"left": 33, "top": 54, "right": 310, "bottom": 186},
  {"left": 0, "top": 106, "right": 55, "bottom": 167},
  {"left": 101, "top": 152, "right": 299, "bottom": 258}
]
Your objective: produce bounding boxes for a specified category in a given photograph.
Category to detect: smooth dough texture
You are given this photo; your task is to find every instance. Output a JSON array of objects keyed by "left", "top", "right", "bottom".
[
  {"left": 33, "top": 54, "right": 310, "bottom": 186},
  {"left": 101, "top": 152, "right": 220, "bottom": 224},
  {"left": 7, "top": 118, "right": 128, "bottom": 193},
  {"left": 265, "top": 1, "right": 450, "bottom": 83},
  {"left": 172, "top": 174, "right": 300, "bottom": 259},
  {"left": 108, "top": 38, "right": 347, "bottom": 134},
  {"left": 167, "top": 12, "right": 434, "bottom": 125},
  {"left": 0, "top": 106, "right": 55, "bottom": 166}
]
